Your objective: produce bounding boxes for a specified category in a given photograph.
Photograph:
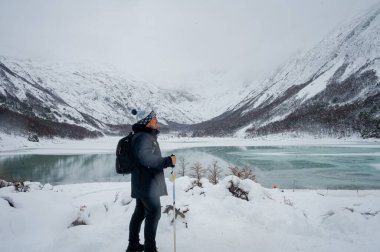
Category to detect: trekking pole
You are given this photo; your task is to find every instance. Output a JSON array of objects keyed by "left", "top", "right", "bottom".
[{"left": 171, "top": 162, "right": 177, "bottom": 252}]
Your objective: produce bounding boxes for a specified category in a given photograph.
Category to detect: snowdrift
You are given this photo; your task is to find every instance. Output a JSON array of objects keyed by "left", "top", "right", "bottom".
[{"left": 1, "top": 176, "right": 380, "bottom": 252}]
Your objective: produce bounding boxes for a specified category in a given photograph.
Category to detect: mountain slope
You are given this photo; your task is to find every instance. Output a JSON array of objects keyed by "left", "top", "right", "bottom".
[
  {"left": 1, "top": 5, "right": 380, "bottom": 139},
  {"left": 191, "top": 5, "right": 380, "bottom": 138},
  {"left": 0, "top": 57, "right": 245, "bottom": 137}
]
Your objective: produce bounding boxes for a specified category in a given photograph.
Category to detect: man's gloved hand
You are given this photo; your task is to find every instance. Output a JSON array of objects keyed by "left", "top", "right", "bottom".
[{"left": 170, "top": 154, "right": 176, "bottom": 167}]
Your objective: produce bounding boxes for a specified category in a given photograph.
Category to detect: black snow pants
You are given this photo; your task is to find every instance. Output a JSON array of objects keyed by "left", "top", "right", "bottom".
[{"left": 129, "top": 197, "right": 161, "bottom": 251}]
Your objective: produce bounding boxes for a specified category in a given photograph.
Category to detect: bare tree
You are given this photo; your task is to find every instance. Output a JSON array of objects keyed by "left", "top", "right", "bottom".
[
  {"left": 178, "top": 156, "right": 189, "bottom": 177},
  {"left": 208, "top": 160, "right": 222, "bottom": 185},
  {"left": 229, "top": 165, "right": 257, "bottom": 182},
  {"left": 190, "top": 161, "right": 207, "bottom": 186}
]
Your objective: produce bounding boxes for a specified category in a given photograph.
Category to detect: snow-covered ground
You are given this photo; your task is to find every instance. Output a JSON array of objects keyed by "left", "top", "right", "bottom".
[
  {"left": 1, "top": 176, "right": 379, "bottom": 252},
  {"left": 1, "top": 132, "right": 379, "bottom": 156},
  {"left": 1, "top": 133, "right": 380, "bottom": 251}
]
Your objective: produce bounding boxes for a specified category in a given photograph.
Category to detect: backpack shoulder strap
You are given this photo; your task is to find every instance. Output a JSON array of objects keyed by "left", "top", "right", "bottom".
[{"left": 130, "top": 132, "right": 143, "bottom": 168}]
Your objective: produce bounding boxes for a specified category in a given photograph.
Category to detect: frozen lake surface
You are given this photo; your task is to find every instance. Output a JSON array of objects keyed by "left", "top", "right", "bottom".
[{"left": 1, "top": 145, "right": 379, "bottom": 189}]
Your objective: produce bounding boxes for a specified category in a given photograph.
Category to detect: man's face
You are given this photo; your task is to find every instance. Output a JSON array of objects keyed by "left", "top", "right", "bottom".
[{"left": 146, "top": 117, "right": 159, "bottom": 129}]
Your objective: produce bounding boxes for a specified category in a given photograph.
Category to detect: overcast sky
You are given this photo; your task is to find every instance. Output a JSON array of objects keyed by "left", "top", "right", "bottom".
[{"left": 0, "top": 0, "right": 379, "bottom": 94}]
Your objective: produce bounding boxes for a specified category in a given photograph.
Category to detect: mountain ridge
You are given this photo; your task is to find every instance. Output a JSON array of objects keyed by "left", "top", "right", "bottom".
[
  {"left": 1, "top": 5, "right": 380, "bottom": 139},
  {"left": 0, "top": 56, "right": 245, "bottom": 138},
  {"left": 189, "top": 4, "right": 380, "bottom": 138}
]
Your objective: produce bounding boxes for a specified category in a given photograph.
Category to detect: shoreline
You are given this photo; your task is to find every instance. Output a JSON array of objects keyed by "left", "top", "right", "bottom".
[
  {"left": 1, "top": 133, "right": 379, "bottom": 190},
  {"left": 1, "top": 132, "right": 379, "bottom": 156}
]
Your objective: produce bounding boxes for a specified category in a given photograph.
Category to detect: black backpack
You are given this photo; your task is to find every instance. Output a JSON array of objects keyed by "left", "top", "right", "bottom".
[{"left": 115, "top": 132, "right": 138, "bottom": 175}]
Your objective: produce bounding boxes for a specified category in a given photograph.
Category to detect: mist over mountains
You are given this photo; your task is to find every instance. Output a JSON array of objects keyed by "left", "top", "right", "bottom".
[
  {"left": 1, "top": 4, "right": 379, "bottom": 139},
  {"left": 190, "top": 5, "right": 380, "bottom": 138}
]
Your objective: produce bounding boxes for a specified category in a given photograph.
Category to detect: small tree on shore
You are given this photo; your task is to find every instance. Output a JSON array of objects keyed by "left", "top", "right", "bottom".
[
  {"left": 229, "top": 165, "right": 257, "bottom": 182},
  {"left": 190, "top": 161, "right": 207, "bottom": 186},
  {"left": 208, "top": 160, "right": 222, "bottom": 185},
  {"left": 178, "top": 156, "right": 189, "bottom": 177}
]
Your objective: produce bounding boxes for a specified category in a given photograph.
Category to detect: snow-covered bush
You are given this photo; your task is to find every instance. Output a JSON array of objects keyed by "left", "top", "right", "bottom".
[
  {"left": 226, "top": 177, "right": 249, "bottom": 201},
  {"left": 0, "top": 179, "right": 31, "bottom": 192},
  {"left": 27, "top": 134, "right": 39, "bottom": 142},
  {"left": 0, "top": 179, "right": 13, "bottom": 188},
  {"left": 69, "top": 205, "right": 90, "bottom": 227}
]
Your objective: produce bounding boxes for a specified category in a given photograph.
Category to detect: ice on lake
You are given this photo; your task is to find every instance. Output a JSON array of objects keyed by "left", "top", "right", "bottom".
[{"left": 1, "top": 145, "right": 380, "bottom": 189}]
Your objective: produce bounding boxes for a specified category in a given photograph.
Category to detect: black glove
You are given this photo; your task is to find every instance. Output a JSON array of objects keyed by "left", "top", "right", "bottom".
[{"left": 170, "top": 154, "right": 176, "bottom": 167}]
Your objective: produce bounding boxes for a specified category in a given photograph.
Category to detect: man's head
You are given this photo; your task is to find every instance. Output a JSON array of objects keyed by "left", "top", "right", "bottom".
[
  {"left": 135, "top": 110, "right": 158, "bottom": 129},
  {"left": 146, "top": 117, "right": 158, "bottom": 129}
]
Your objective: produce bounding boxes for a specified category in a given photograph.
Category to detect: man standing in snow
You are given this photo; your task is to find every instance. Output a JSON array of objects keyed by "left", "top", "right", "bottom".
[{"left": 127, "top": 110, "right": 176, "bottom": 252}]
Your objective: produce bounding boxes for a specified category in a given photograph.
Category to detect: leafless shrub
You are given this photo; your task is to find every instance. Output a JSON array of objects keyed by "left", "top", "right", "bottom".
[
  {"left": 190, "top": 162, "right": 207, "bottom": 187},
  {"left": 208, "top": 160, "right": 222, "bottom": 185},
  {"left": 184, "top": 180, "right": 198, "bottom": 192},
  {"left": 178, "top": 156, "right": 189, "bottom": 177},
  {"left": 229, "top": 165, "right": 256, "bottom": 182},
  {"left": 163, "top": 205, "right": 186, "bottom": 219},
  {"left": 163, "top": 205, "right": 189, "bottom": 228}
]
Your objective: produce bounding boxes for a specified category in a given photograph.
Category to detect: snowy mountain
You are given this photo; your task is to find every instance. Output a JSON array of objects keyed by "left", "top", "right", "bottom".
[
  {"left": 191, "top": 5, "right": 380, "bottom": 138},
  {"left": 0, "top": 57, "right": 245, "bottom": 138},
  {"left": 1, "top": 5, "right": 380, "bottom": 139}
]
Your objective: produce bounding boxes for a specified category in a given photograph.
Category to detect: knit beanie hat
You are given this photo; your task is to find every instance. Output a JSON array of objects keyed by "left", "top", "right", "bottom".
[{"left": 133, "top": 110, "right": 157, "bottom": 126}]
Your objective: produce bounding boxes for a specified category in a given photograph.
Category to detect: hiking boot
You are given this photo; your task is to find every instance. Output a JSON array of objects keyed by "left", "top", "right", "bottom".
[{"left": 126, "top": 243, "right": 144, "bottom": 252}]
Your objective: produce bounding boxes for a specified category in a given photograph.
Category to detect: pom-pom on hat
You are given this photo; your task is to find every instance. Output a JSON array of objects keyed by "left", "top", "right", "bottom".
[{"left": 132, "top": 109, "right": 157, "bottom": 126}]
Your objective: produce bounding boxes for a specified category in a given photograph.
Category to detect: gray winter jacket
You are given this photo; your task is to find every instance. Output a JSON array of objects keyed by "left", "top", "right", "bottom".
[{"left": 131, "top": 124, "right": 173, "bottom": 198}]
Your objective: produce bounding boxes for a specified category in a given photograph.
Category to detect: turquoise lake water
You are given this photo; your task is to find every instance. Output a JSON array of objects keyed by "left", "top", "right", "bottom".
[{"left": 0, "top": 145, "right": 379, "bottom": 189}]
